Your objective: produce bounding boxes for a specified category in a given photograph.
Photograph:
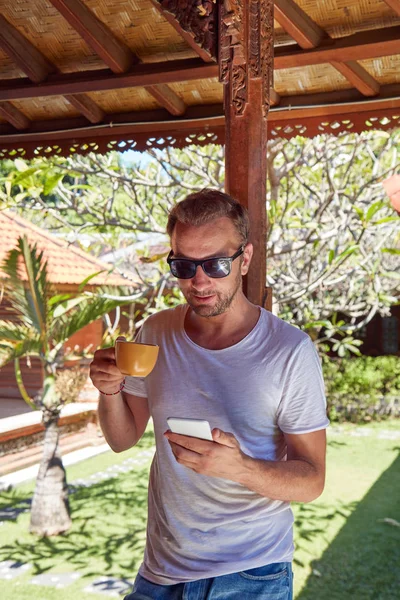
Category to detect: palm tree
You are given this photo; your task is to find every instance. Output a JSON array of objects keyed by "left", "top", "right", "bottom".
[{"left": 0, "top": 236, "right": 136, "bottom": 536}]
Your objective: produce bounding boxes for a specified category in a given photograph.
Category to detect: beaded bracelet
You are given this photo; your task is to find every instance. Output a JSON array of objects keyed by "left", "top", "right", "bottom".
[{"left": 99, "top": 378, "right": 126, "bottom": 396}]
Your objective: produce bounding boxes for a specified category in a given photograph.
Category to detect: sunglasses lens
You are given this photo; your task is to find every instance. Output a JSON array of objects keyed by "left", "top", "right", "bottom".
[
  {"left": 170, "top": 260, "right": 196, "bottom": 279},
  {"left": 203, "top": 258, "right": 231, "bottom": 278}
]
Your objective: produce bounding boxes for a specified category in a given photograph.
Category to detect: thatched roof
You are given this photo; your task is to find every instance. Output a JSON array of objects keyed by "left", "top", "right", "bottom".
[{"left": 0, "top": 0, "right": 399, "bottom": 159}]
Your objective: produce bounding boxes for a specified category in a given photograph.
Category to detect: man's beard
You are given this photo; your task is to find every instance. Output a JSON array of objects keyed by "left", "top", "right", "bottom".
[{"left": 183, "top": 270, "right": 242, "bottom": 317}]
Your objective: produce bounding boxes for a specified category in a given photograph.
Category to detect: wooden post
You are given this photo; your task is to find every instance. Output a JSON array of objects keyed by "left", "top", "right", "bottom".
[{"left": 219, "top": 0, "right": 274, "bottom": 307}]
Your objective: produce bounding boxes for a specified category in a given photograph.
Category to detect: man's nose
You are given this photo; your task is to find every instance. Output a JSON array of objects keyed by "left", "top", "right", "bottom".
[{"left": 191, "top": 264, "right": 210, "bottom": 287}]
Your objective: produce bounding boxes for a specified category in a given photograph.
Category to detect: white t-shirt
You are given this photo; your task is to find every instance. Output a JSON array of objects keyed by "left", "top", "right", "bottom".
[{"left": 124, "top": 304, "right": 329, "bottom": 585}]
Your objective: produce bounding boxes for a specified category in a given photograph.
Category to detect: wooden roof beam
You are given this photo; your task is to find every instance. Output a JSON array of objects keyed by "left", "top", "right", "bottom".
[
  {"left": 0, "top": 102, "right": 30, "bottom": 130},
  {"left": 66, "top": 94, "right": 105, "bottom": 124},
  {"left": 0, "top": 59, "right": 218, "bottom": 102},
  {"left": 274, "top": 0, "right": 325, "bottom": 49},
  {"left": 382, "top": 1, "right": 400, "bottom": 16},
  {"left": 0, "top": 105, "right": 226, "bottom": 142},
  {"left": 0, "top": 15, "right": 55, "bottom": 83},
  {"left": 274, "top": 0, "right": 381, "bottom": 96},
  {"left": 50, "top": 0, "right": 187, "bottom": 115},
  {"left": 270, "top": 89, "right": 281, "bottom": 107},
  {"left": 330, "top": 60, "right": 380, "bottom": 97},
  {"left": 145, "top": 85, "right": 186, "bottom": 116},
  {"left": 0, "top": 14, "right": 106, "bottom": 125},
  {"left": 49, "top": 0, "right": 135, "bottom": 73},
  {"left": 2, "top": 91, "right": 400, "bottom": 144},
  {"left": 274, "top": 27, "right": 400, "bottom": 67}
]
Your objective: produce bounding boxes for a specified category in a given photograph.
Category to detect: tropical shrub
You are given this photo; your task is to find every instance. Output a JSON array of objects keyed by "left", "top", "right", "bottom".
[{"left": 322, "top": 355, "right": 400, "bottom": 422}]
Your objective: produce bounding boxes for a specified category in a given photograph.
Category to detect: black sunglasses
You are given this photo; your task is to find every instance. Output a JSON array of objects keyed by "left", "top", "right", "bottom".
[{"left": 167, "top": 246, "right": 244, "bottom": 279}]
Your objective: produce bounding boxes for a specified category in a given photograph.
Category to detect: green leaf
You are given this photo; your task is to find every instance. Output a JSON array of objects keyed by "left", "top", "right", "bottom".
[
  {"left": 304, "top": 320, "right": 332, "bottom": 329},
  {"left": 0, "top": 321, "right": 34, "bottom": 342},
  {"left": 51, "top": 295, "right": 132, "bottom": 345},
  {"left": 48, "top": 293, "right": 74, "bottom": 306},
  {"left": 68, "top": 184, "right": 93, "bottom": 190},
  {"left": 1, "top": 237, "right": 52, "bottom": 344},
  {"left": 52, "top": 295, "right": 87, "bottom": 318},
  {"left": 366, "top": 201, "right": 384, "bottom": 222},
  {"left": 372, "top": 217, "right": 399, "bottom": 225},
  {"left": 353, "top": 206, "right": 364, "bottom": 220},
  {"left": 19, "top": 237, "right": 48, "bottom": 339},
  {"left": 335, "top": 245, "right": 359, "bottom": 261},
  {"left": 11, "top": 167, "right": 40, "bottom": 185},
  {"left": 328, "top": 249, "right": 335, "bottom": 265},
  {"left": 14, "top": 158, "right": 28, "bottom": 172},
  {"left": 382, "top": 248, "right": 400, "bottom": 255},
  {"left": 78, "top": 270, "right": 106, "bottom": 293},
  {"left": 43, "top": 172, "right": 64, "bottom": 195},
  {"left": 0, "top": 337, "right": 41, "bottom": 368}
]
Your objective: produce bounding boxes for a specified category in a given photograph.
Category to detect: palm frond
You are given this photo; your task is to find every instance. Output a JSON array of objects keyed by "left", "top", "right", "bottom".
[
  {"left": 0, "top": 320, "right": 36, "bottom": 343},
  {"left": 0, "top": 337, "right": 41, "bottom": 368},
  {"left": 20, "top": 236, "right": 51, "bottom": 336},
  {"left": 1, "top": 236, "right": 52, "bottom": 339},
  {"left": 51, "top": 295, "right": 132, "bottom": 346},
  {"left": 1, "top": 246, "right": 31, "bottom": 321}
]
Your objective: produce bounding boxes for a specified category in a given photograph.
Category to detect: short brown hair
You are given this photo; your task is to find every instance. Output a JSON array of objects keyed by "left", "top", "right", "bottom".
[{"left": 166, "top": 189, "right": 249, "bottom": 244}]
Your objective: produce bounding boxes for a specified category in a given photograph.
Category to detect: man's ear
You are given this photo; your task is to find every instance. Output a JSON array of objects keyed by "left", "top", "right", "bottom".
[{"left": 241, "top": 243, "right": 253, "bottom": 275}]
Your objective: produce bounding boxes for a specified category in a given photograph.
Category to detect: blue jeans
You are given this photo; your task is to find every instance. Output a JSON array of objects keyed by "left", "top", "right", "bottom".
[{"left": 124, "top": 562, "right": 293, "bottom": 599}]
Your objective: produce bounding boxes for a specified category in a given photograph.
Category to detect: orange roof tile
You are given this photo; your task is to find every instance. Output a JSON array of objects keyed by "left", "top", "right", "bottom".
[{"left": 0, "top": 211, "right": 135, "bottom": 287}]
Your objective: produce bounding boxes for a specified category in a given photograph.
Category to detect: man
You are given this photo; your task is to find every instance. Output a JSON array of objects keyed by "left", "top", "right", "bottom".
[{"left": 90, "top": 189, "right": 329, "bottom": 600}]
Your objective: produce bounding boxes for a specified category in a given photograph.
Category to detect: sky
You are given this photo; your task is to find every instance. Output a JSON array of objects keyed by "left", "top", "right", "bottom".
[{"left": 118, "top": 149, "right": 153, "bottom": 168}]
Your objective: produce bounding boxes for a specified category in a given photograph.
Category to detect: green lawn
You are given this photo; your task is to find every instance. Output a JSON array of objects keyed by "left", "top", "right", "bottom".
[
  {"left": 0, "top": 421, "right": 399, "bottom": 599},
  {"left": 293, "top": 420, "right": 400, "bottom": 599}
]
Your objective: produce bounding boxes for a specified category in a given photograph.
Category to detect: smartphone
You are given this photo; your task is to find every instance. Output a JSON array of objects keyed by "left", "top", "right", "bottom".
[{"left": 167, "top": 417, "right": 213, "bottom": 441}]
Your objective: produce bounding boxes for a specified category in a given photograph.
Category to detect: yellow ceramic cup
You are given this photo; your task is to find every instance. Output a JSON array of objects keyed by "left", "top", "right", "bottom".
[{"left": 115, "top": 341, "right": 159, "bottom": 377}]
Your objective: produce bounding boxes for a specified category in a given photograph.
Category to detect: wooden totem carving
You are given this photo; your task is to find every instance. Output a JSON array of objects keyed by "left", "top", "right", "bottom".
[
  {"left": 219, "top": 0, "right": 274, "bottom": 117},
  {"left": 219, "top": 0, "right": 274, "bottom": 307},
  {"left": 155, "top": 0, "right": 218, "bottom": 60}
]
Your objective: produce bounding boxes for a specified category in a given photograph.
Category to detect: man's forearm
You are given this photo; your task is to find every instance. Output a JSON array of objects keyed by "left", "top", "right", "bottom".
[
  {"left": 238, "top": 456, "right": 325, "bottom": 503},
  {"left": 98, "top": 392, "right": 140, "bottom": 452}
]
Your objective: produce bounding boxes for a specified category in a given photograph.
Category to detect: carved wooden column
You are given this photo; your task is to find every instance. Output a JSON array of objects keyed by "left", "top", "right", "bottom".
[{"left": 219, "top": 0, "right": 274, "bottom": 307}]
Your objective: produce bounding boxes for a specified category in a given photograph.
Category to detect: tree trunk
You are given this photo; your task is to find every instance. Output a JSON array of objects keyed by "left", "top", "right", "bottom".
[{"left": 30, "top": 411, "right": 71, "bottom": 536}]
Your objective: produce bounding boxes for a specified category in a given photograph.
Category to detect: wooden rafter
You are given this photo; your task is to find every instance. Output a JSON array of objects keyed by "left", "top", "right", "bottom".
[
  {"left": 0, "top": 25, "right": 396, "bottom": 103},
  {"left": 0, "top": 59, "right": 218, "bottom": 102},
  {"left": 0, "top": 15, "right": 56, "bottom": 83},
  {"left": 2, "top": 79, "right": 400, "bottom": 136},
  {"left": 270, "top": 90, "right": 281, "bottom": 107},
  {"left": 0, "top": 14, "right": 105, "bottom": 125},
  {"left": 66, "top": 94, "right": 105, "bottom": 124},
  {"left": 382, "top": 0, "right": 400, "bottom": 16},
  {"left": 274, "top": 0, "right": 381, "bottom": 96},
  {"left": 274, "top": 27, "right": 400, "bottom": 67},
  {"left": 0, "top": 101, "right": 30, "bottom": 130},
  {"left": 50, "top": 0, "right": 187, "bottom": 116},
  {"left": 0, "top": 20, "right": 397, "bottom": 104},
  {"left": 1, "top": 92, "right": 400, "bottom": 144},
  {"left": 277, "top": 89, "right": 395, "bottom": 122},
  {"left": 330, "top": 61, "right": 380, "bottom": 97},
  {"left": 269, "top": 86, "right": 400, "bottom": 119},
  {"left": 49, "top": 0, "right": 135, "bottom": 73},
  {"left": 0, "top": 105, "right": 225, "bottom": 141},
  {"left": 274, "top": 0, "right": 325, "bottom": 48},
  {"left": 150, "top": 0, "right": 215, "bottom": 63},
  {"left": 145, "top": 85, "right": 186, "bottom": 116}
]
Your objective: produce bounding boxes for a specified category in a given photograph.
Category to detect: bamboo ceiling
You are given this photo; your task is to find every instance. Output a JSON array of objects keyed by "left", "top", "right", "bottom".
[{"left": 0, "top": 0, "right": 400, "bottom": 159}]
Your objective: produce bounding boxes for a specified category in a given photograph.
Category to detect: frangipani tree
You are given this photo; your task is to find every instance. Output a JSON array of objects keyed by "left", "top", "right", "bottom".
[
  {"left": 2, "top": 130, "right": 400, "bottom": 356},
  {"left": 0, "top": 236, "right": 139, "bottom": 535}
]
